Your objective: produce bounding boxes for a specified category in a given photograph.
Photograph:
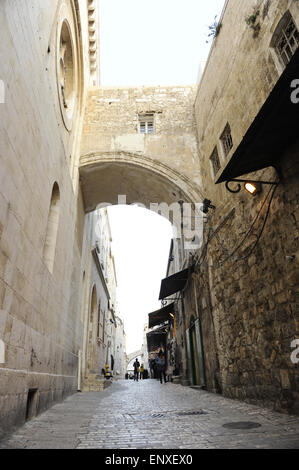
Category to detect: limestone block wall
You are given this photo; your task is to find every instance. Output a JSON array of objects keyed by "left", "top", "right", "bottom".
[
  {"left": 195, "top": 0, "right": 299, "bottom": 194},
  {"left": 80, "top": 85, "right": 202, "bottom": 193},
  {"left": 113, "top": 317, "right": 126, "bottom": 379},
  {"left": 191, "top": 0, "right": 299, "bottom": 414},
  {"left": 81, "top": 211, "right": 116, "bottom": 386},
  {"left": 84, "top": 255, "right": 110, "bottom": 377},
  {"left": 0, "top": 0, "right": 97, "bottom": 432}
]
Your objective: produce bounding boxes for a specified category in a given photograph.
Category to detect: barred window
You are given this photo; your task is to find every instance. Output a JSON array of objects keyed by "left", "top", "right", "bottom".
[
  {"left": 138, "top": 113, "right": 155, "bottom": 134},
  {"left": 210, "top": 147, "right": 221, "bottom": 176},
  {"left": 220, "top": 123, "right": 233, "bottom": 157},
  {"left": 275, "top": 16, "right": 299, "bottom": 66}
]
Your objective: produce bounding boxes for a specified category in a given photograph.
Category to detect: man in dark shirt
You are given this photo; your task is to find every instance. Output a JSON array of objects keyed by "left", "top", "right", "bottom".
[{"left": 133, "top": 358, "right": 140, "bottom": 381}]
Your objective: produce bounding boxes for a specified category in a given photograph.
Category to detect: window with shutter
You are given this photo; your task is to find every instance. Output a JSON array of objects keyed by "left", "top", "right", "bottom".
[
  {"left": 220, "top": 123, "right": 233, "bottom": 158},
  {"left": 210, "top": 147, "right": 221, "bottom": 176},
  {"left": 275, "top": 16, "right": 299, "bottom": 66},
  {"left": 138, "top": 113, "right": 155, "bottom": 134}
]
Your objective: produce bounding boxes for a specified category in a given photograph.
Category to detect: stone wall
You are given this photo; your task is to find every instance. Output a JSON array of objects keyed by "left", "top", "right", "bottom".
[
  {"left": 79, "top": 86, "right": 203, "bottom": 212},
  {"left": 0, "top": 0, "right": 97, "bottom": 432},
  {"left": 190, "top": 0, "right": 299, "bottom": 414}
]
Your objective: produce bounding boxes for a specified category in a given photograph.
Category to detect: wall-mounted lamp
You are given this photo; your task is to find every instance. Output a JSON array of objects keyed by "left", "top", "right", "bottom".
[
  {"left": 244, "top": 182, "right": 262, "bottom": 196},
  {"left": 225, "top": 178, "right": 278, "bottom": 195}
]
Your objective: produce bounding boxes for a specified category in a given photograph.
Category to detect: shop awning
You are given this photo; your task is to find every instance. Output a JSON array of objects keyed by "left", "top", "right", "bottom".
[
  {"left": 216, "top": 47, "right": 299, "bottom": 184},
  {"left": 158, "top": 265, "right": 195, "bottom": 300},
  {"left": 147, "top": 326, "right": 168, "bottom": 352},
  {"left": 148, "top": 303, "right": 175, "bottom": 329}
]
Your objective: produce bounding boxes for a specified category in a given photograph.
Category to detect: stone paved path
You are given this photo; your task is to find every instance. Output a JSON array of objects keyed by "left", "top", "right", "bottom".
[{"left": 0, "top": 380, "right": 298, "bottom": 449}]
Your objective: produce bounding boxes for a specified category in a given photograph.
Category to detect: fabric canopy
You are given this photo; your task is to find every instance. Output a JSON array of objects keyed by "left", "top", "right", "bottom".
[
  {"left": 148, "top": 303, "right": 175, "bottom": 329},
  {"left": 158, "top": 265, "right": 194, "bottom": 300}
]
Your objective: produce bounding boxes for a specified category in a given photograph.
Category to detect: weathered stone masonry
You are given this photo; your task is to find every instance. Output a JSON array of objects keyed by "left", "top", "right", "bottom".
[
  {"left": 188, "top": 0, "right": 299, "bottom": 414},
  {"left": 1, "top": 0, "right": 299, "bottom": 439}
]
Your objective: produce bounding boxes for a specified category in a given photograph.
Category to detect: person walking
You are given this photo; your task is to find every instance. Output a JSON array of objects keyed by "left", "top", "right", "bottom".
[
  {"left": 149, "top": 358, "right": 155, "bottom": 378},
  {"left": 133, "top": 358, "right": 140, "bottom": 381},
  {"left": 155, "top": 350, "right": 167, "bottom": 384},
  {"left": 139, "top": 363, "right": 144, "bottom": 380}
]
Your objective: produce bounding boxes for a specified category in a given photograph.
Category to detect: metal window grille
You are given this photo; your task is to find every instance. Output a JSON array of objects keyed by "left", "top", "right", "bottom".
[
  {"left": 138, "top": 114, "right": 154, "bottom": 134},
  {"left": 210, "top": 147, "right": 221, "bottom": 176},
  {"left": 276, "top": 17, "right": 299, "bottom": 66},
  {"left": 220, "top": 124, "right": 233, "bottom": 157}
]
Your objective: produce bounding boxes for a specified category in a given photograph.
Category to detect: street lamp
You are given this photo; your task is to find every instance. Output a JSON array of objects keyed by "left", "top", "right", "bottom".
[{"left": 244, "top": 182, "right": 262, "bottom": 196}]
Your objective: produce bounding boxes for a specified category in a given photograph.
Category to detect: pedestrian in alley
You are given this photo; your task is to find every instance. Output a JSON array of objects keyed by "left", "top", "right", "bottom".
[
  {"left": 149, "top": 358, "right": 155, "bottom": 378},
  {"left": 139, "top": 363, "right": 144, "bottom": 379},
  {"left": 133, "top": 358, "right": 140, "bottom": 381},
  {"left": 155, "top": 350, "right": 167, "bottom": 384}
]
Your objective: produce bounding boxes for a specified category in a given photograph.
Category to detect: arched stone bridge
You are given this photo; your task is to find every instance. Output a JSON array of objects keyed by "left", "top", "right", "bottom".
[
  {"left": 126, "top": 350, "right": 143, "bottom": 369},
  {"left": 79, "top": 86, "right": 204, "bottom": 214}
]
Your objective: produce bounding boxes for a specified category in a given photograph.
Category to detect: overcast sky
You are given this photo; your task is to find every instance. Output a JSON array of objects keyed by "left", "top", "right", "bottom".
[
  {"left": 100, "top": 0, "right": 226, "bottom": 355},
  {"left": 108, "top": 206, "right": 173, "bottom": 355},
  {"left": 99, "top": 0, "right": 226, "bottom": 86}
]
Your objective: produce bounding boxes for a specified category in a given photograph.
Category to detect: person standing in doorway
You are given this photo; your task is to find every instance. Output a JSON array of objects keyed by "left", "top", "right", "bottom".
[
  {"left": 133, "top": 358, "right": 140, "bottom": 381},
  {"left": 155, "top": 350, "right": 166, "bottom": 384}
]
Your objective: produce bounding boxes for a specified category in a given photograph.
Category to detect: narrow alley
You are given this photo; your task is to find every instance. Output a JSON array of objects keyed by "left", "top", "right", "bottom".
[
  {"left": 1, "top": 380, "right": 298, "bottom": 450},
  {"left": 1, "top": 0, "right": 299, "bottom": 453}
]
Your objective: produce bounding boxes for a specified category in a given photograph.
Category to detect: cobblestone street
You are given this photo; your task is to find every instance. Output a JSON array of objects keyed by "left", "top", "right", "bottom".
[{"left": 0, "top": 380, "right": 298, "bottom": 450}]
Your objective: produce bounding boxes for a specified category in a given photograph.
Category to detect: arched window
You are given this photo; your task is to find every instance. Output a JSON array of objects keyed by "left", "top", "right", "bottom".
[
  {"left": 102, "top": 311, "right": 106, "bottom": 343},
  {"left": 87, "top": 285, "right": 97, "bottom": 370},
  {"left": 271, "top": 11, "right": 299, "bottom": 67},
  {"left": 43, "top": 183, "right": 60, "bottom": 273},
  {"left": 90, "top": 286, "right": 97, "bottom": 325},
  {"left": 80, "top": 271, "right": 86, "bottom": 323},
  {"left": 97, "top": 303, "right": 101, "bottom": 339},
  {"left": 59, "top": 21, "right": 75, "bottom": 112}
]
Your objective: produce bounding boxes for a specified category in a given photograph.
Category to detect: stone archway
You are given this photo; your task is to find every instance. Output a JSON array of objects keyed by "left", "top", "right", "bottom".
[
  {"left": 79, "top": 151, "right": 204, "bottom": 214},
  {"left": 78, "top": 86, "right": 206, "bottom": 388},
  {"left": 79, "top": 85, "right": 204, "bottom": 214},
  {"left": 126, "top": 350, "right": 143, "bottom": 369}
]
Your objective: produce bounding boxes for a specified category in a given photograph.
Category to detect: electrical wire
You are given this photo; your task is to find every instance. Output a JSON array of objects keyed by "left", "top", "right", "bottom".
[
  {"left": 193, "top": 181, "right": 280, "bottom": 270},
  {"left": 215, "top": 183, "right": 279, "bottom": 265},
  {"left": 224, "top": 183, "right": 279, "bottom": 263}
]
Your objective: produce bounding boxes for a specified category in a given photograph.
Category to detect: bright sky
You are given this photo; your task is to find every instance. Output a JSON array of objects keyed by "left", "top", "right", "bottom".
[
  {"left": 99, "top": 0, "right": 226, "bottom": 86},
  {"left": 108, "top": 206, "right": 174, "bottom": 354},
  {"left": 100, "top": 0, "right": 226, "bottom": 354}
]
